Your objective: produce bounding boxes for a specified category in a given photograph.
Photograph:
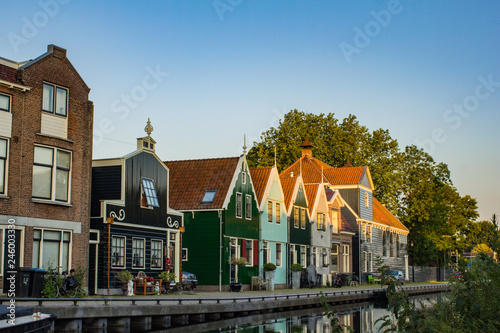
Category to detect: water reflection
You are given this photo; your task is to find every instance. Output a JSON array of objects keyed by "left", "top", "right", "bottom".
[{"left": 199, "top": 293, "right": 446, "bottom": 333}]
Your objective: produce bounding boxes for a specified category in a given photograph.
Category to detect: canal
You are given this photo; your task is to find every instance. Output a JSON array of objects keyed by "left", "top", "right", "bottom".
[{"left": 163, "top": 293, "right": 446, "bottom": 333}]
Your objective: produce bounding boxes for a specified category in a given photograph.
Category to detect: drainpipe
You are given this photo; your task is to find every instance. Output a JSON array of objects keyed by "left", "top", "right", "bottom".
[{"left": 219, "top": 210, "right": 223, "bottom": 292}]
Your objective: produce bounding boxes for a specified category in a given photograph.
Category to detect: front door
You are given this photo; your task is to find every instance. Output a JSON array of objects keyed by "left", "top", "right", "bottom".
[{"left": 229, "top": 238, "right": 238, "bottom": 283}]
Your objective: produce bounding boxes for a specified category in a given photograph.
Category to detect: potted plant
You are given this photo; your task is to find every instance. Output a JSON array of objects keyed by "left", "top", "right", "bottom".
[
  {"left": 158, "top": 271, "right": 176, "bottom": 293},
  {"left": 116, "top": 270, "right": 133, "bottom": 296},
  {"left": 264, "top": 263, "right": 277, "bottom": 290},
  {"left": 229, "top": 256, "right": 249, "bottom": 266},
  {"left": 290, "top": 264, "right": 303, "bottom": 289}
]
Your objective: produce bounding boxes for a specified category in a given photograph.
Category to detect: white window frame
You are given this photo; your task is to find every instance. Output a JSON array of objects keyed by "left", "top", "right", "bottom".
[
  {"left": 32, "top": 228, "right": 72, "bottom": 272},
  {"left": 362, "top": 251, "right": 367, "bottom": 273},
  {"left": 300, "top": 208, "right": 306, "bottom": 229},
  {"left": 242, "top": 171, "right": 246, "bottom": 184},
  {"left": 331, "top": 244, "right": 339, "bottom": 272},
  {"left": 267, "top": 201, "right": 273, "bottom": 223},
  {"left": 132, "top": 237, "right": 146, "bottom": 269},
  {"left": 367, "top": 225, "right": 372, "bottom": 243},
  {"left": 276, "top": 243, "right": 282, "bottom": 267},
  {"left": 300, "top": 245, "right": 306, "bottom": 267},
  {"left": 368, "top": 252, "right": 373, "bottom": 272},
  {"left": 294, "top": 207, "right": 299, "bottom": 228},
  {"left": 291, "top": 246, "right": 298, "bottom": 265},
  {"left": 0, "top": 138, "right": 8, "bottom": 196},
  {"left": 343, "top": 245, "right": 350, "bottom": 272},
  {"left": 322, "top": 248, "right": 328, "bottom": 267},
  {"left": 276, "top": 203, "right": 281, "bottom": 224},
  {"left": 235, "top": 192, "right": 242, "bottom": 218},
  {"left": 111, "top": 236, "right": 126, "bottom": 269},
  {"left": 32, "top": 145, "right": 72, "bottom": 203},
  {"left": 317, "top": 212, "right": 325, "bottom": 231},
  {"left": 42, "top": 82, "right": 68, "bottom": 117},
  {"left": 312, "top": 247, "right": 318, "bottom": 268},
  {"left": 262, "top": 241, "right": 270, "bottom": 265},
  {"left": 0, "top": 93, "right": 11, "bottom": 113},
  {"left": 245, "top": 194, "right": 252, "bottom": 220},
  {"left": 140, "top": 178, "right": 160, "bottom": 208},
  {"left": 364, "top": 192, "right": 369, "bottom": 207},
  {"left": 245, "top": 239, "right": 253, "bottom": 266},
  {"left": 150, "top": 239, "right": 163, "bottom": 270},
  {"left": 331, "top": 209, "right": 338, "bottom": 234},
  {"left": 182, "top": 248, "right": 188, "bottom": 261}
]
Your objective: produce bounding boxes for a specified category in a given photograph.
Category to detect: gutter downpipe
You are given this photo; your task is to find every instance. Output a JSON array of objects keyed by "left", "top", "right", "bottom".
[{"left": 219, "top": 210, "right": 223, "bottom": 292}]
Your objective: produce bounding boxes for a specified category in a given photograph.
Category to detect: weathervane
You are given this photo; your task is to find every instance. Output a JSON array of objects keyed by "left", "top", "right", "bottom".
[{"left": 145, "top": 118, "right": 154, "bottom": 138}]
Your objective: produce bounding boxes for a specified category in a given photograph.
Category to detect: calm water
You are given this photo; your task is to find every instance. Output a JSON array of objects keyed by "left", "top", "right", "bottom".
[{"left": 164, "top": 293, "right": 446, "bottom": 333}]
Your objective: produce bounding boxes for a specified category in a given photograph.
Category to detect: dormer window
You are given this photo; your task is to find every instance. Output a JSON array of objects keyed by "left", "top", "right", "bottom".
[
  {"left": 141, "top": 178, "right": 159, "bottom": 208},
  {"left": 201, "top": 189, "right": 217, "bottom": 204},
  {"left": 43, "top": 83, "right": 68, "bottom": 117}
]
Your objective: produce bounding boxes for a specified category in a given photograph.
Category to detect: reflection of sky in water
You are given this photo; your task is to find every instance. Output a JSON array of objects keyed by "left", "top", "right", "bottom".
[{"left": 209, "top": 293, "right": 447, "bottom": 333}]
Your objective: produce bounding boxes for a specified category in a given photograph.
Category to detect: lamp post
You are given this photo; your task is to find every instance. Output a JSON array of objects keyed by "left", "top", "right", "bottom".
[
  {"left": 179, "top": 226, "right": 185, "bottom": 286},
  {"left": 106, "top": 217, "right": 114, "bottom": 295}
]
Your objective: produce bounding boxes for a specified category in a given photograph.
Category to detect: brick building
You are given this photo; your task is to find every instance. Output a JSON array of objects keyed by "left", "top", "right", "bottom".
[{"left": 0, "top": 45, "right": 93, "bottom": 291}]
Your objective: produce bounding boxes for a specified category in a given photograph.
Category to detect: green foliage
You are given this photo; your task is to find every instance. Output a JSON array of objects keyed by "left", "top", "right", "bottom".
[
  {"left": 41, "top": 266, "right": 62, "bottom": 298},
  {"left": 377, "top": 254, "right": 500, "bottom": 332},
  {"left": 375, "top": 256, "right": 392, "bottom": 286},
  {"left": 290, "top": 263, "right": 304, "bottom": 272},
  {"left": 472, "top": 243, "right": 493, "bottom": 253},
  {"left": 247, "top": 109, "right": 481, "bottom": 266},
  {"left": 229, "top": 256, "right": 248, "bottom": 266},
  {"left": 158, "top": 271, "right": 176, "bottom": 281},
  {"left": 116, "top": 270, "right": 133, "bottom": 282},
  {"left": 263, "top": 262, "right": 276, "bottom": 271},
  {"left": 320, "top": 292, "right": 354, "bottom": 333}
]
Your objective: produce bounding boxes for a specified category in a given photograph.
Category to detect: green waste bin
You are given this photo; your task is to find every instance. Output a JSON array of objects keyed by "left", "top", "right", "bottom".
[
  {"left": 14, "top": 268, "right": 31, "bottom": 297},
  {"left": 29, "top": 268, "right": 46, "bottom": 298}
]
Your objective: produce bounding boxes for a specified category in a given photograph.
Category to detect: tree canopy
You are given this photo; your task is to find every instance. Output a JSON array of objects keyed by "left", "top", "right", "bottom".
[{"left": 247, "top": 109, "right": 485, "bottom": 266}]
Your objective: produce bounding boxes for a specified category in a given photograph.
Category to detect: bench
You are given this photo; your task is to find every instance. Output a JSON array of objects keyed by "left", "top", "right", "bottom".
[
  {"left": 133, "top": 271, "right": 162, "bottom": 295},
  {"left": 251, "top": 276, "right": 269, "bottom": 290},
  {"left": 367, "top": 274, "right": 381, "bottom": 284}
]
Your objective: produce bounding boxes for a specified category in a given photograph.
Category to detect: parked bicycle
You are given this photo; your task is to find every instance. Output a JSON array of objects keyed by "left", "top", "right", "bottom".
[{"left": 48, "top": 267, "right": 80, "bottom": 298}]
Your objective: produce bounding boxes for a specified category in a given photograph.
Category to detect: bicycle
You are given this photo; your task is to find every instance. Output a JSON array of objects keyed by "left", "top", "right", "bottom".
[{"left": 47, "top": 267, "right": 79, "bottom": 298}]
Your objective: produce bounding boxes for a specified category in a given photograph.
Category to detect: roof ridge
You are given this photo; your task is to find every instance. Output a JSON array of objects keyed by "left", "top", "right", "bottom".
[{"left": 164, "top": 156, "right": 240, "bottom": 163}]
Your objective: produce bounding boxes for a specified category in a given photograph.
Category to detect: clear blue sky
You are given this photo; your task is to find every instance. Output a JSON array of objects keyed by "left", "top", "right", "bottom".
[{"left": 2, "top": 0, "right": 499, "bottom": 221}]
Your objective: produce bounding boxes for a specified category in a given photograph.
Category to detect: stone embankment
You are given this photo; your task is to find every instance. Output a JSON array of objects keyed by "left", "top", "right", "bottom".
[{"left": 2, "top": 283, "right": 448, "bottom": 332}]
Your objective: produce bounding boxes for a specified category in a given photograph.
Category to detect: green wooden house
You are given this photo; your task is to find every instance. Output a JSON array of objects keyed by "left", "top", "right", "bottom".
[{"left": 165, "top": 153, "right": 259, "bottom": 291}]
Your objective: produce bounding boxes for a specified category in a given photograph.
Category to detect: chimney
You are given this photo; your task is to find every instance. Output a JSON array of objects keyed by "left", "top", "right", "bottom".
[{"left": 300, "top": 135, "right": 313, "bottom": 157}]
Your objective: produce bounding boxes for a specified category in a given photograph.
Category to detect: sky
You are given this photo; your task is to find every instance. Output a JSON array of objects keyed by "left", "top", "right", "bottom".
[{"left": 1, "top": 0, "right": 499, "bottom": 221}]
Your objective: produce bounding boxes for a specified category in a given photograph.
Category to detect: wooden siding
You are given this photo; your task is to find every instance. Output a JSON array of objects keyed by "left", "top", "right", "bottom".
[
  {"left": 359, "top": 188, "right": 373, "bottom": 221},
  {"left": 339, "top": 188, "right": 359, "bottom": 216},
  {"left": 40, "top": 112, "right": 67, "bottom": 139},
  {"left": 124, "top": 152, "right": 170, "bottom": 228},
  {"left": 181, "top": 211, "right": 222, "bottom": 286},
  {"left": 289, "top": 184, "right": 310, "bottom": 246},
  {"left": 0, "top": 111, "right": 12, "bottom": 138},
  {"left": 91, "top": 166, "right": 121, "bottom": 217}
]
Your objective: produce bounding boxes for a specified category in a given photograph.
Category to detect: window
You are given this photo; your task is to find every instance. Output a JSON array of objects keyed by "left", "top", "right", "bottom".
[
  {"left": 111, "top": 236, "right": 126, "bottom": 268},
  {"left": 361, "top": 224, "right": 366, "bottom": 240},
  {"left": 368, "top": 252, "right": 373, "bottom": 272},
  {"left": 43, "top": 83, "right": 68, "bottom": 116},
  {"left": 382, "top": 230, "right": 388, "bottom": 257},
  {"left": 262, "top": 241, "right": 269, "bottom": 265},
  {"left": 33, "top": 229, "right": 71, "bottom": 272},
  {"left": 331, "top": 209, "right": 338, "bottom": 234},
  {"left": 300, "top": 208, "right": 306, "bottom": 229},
  {"left": 245, "top": 194, "right": 252, "bottom": 219},
  {"left": 201, "top": 190, "right": 216, "bottom": 203},
  {"left": 236, "top": 192, "right": 242, "bottom": 218},
  {"left": 276, "top": 243, "right": 282, "bottom": 266},
  {"left": 331, "top": 244, "right": 339, "bottom": 272},
  {"left": 367, "top": 225, "right": 372, "bottom": 243},
  {"left": 182, "top": 248, "right": 188, "bottom": 261},
  {"left": 0, "top": 138, "right": 7, "bottom": 195},
  {"left": 322, "top": 248, "right": 328, "bottom": 267},
  {"left": 245, "top": 240, "right": 253, "bottom": 265},
  {"left": 397, "top": 234, "right": 400, "bottom": 258},
  {"left": 343, "top": 245, "right": 350, "bottom": 272},
  {"left": 364, "top": 192, "right": 369, "bottom": 207},
  {"left": 132, "top": 238, "right": 145, "bottom": 268},
  {"left": 317, "top": 213, "right": 325, "bottom": 230},
  {"left": 242, "top": 172, "right": 246, "bottom": 184},
  {"left": 0, "top": 93, "right": 10, "bottom": 112},
  {"left": 291, "top": 246, "right": 298, "bottom": 264},
  {"left": 362, "top": 251, "right": 367, "bottom": 273},
  {"left": 32, "top": 146, "right": 71, "bottom": 202},
  {"left": 268, "top": 201, "right": 273, "bottom": 223},
  {"left": 300, "top": 246, "right": 306, "bottom": 267},
  {"left": 294, "top": 207, "right": 299, "bottom": 228},
  {"left": 312, "top": 247, "right": 317, "bottom": 267},
  {"left": 390, "top": 232, "right": 395, "bottom": 257},
  {"left": 276, "top": 203, "right": 281, "bottom": 224},
  {"left": 141, "top": 178, "right": 159, "bottom": 208},
  {"left": 151, "top": 240, "right": 163, "bottom": 269}
]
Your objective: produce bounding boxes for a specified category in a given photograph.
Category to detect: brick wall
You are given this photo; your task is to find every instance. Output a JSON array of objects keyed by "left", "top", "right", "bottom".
[{"left": 0, "top": 45, "right": 93, "bottom": 288}]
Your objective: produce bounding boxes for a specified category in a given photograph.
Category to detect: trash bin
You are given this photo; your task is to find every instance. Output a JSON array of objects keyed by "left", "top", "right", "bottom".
[
  {"left": 340, "top": 273, "right": 350, "bottom": 286},
  {"left": 29, "top": 268, "right": 46, "bottom": 298},
  {"left": 14, "top": 268, "right": 31, "bottom": 297}
]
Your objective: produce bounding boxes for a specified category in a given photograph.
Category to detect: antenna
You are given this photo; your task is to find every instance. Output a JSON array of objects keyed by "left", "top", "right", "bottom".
[{"left": 243, "top": 134, "right": 247, "bottom": 155}]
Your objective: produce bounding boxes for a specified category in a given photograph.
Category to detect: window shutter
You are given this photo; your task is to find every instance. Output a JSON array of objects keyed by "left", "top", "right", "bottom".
[
  {"left": 242, "top": 240, "right": 247, "bottom": 259},
  {"left": 253, "top": 240, "right": 259, "bottom": 265}
]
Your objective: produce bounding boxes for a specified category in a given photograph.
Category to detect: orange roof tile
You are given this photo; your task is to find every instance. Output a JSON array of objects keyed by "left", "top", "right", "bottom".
[
  {"left": 372, "top": 197, "right": 408, "bottom": 232},
  {"left": 165, "top": 157, "right": 240, "bottom": 210},
  {"left": 279, "top": 172, "right": 298, "bottom": 211},
  {"left": 304, "top": 184, "right": 319, "bottom": 214},
  {"left": 249, "top": 167, "right": 272, "bottom": 205}
]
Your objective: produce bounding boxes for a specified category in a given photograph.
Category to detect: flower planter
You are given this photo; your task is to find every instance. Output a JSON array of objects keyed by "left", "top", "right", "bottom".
[
  {"left": 265, "top": 270, "right": 275, "bottom": 291},
  {"left": 292, "top": 271, "right": 301, "bottom": 289},
  {"left": 230, "top": 283, "right": 242, "bottom": 292},
  {"left": 120, "top": 282, "right": 128, "bottom": 296}
]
